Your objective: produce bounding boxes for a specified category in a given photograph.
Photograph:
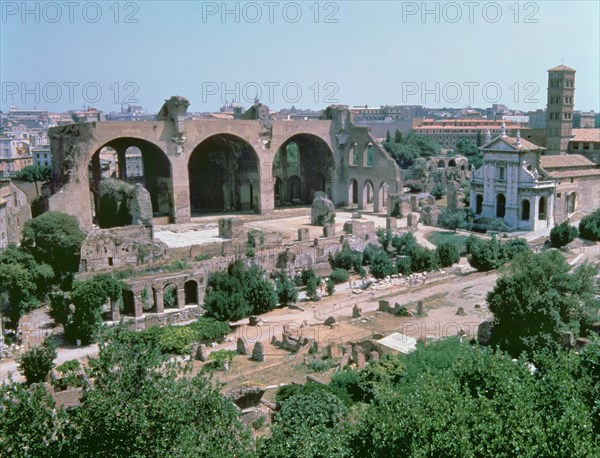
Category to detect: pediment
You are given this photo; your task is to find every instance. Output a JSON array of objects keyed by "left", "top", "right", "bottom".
[{"left": 484, "top": 139, "right": 515, "bottom": 151}]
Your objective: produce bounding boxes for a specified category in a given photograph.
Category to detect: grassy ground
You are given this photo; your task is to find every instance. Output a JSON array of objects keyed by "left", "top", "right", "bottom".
[{"left": 425, "top": 231, "right": 470, "bottom": 254}]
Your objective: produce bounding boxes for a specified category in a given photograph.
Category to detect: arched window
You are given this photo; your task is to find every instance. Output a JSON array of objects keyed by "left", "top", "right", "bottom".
[
  {"left": 521, "top": 199, "right": 530, "bottom": 221},
  {"left": 475, "top": 194, "right": 483, "bottom": 214},
  {"left": 538, "top": 196, "right": 547, "bottom": 220},
  {"left": 567, "top": 192, "right": 576, "bottom": 214},
  {"left": 496, "top": 194, "right": 506, "bottom": 218},
  {"left": 437, "top": 159, "right": 445, "bottom": 168}
]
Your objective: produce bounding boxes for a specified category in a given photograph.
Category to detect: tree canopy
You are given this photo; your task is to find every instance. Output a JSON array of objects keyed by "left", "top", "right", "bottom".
[
  {"left": 21, "top": 211, "right": 86, "bottom": 278},
  {"left": 487, "top": 250, "right": 599, "bottom": 356}
]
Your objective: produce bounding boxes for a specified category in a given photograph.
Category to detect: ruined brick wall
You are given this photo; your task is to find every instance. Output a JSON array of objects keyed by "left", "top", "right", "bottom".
[{"left": 79, "top": 225, "right": 166, "bottom": 272}]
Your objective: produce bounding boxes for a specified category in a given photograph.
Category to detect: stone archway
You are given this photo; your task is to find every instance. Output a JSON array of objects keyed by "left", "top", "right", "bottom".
[
  {"left": 184, "top": 280, "right": 198, "bottom": 305},
  {"left": 272, "top": 134, "right": 334, "bottom": 206},
  {"left": 188, "top": 134, "right": 260, "bottom": 214},
  {"left": 496, "top": 193, "right": 506, "bottom": 218},
  {"left": 89, "top": 137, "right": 174, "bottom": 225}
]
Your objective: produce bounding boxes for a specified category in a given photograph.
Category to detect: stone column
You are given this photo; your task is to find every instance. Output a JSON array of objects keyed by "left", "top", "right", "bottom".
[
  {"left": 373, "top": 183, "right": 381, "bottom": 213},
  {"left": 177, "top": 288, "right": 185, "bottom": 309},
  {"left": 110, "top": 298, "right": 120, "bottom": 321},
  {"left": 116, "top": 147, "right": 127, "bottom": 180},
  {"left": 133, "top": 293, "right": 143, "bottom": 318},
  {"left": 155, "top": 290, "right": 164, "bottom": 314},
  {"left": 169, "top": 154, "right": 191, "bottom": 223},
  {"left": 358, "top": 181, "right": 366, "bottom": 210}
]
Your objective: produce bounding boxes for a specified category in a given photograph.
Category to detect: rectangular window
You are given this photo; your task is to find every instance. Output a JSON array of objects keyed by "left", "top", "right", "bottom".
[{"left": 499, "top": 167, "right": 506, "bottom": 181}]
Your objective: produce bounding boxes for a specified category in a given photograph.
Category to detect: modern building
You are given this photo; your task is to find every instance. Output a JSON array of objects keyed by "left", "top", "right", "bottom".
[
  {"left": 32, "top": 146, "right": 52, "bottom": 168},
  {"left": 0, "top": 136, "right": 32, "bottom": 177},
  {"left": 413, "top": 118, "right": 524, "bottom": 151}
]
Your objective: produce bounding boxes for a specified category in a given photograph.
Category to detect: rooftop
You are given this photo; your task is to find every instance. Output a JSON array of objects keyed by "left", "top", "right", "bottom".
[
  {"left": 548, "top": 64, "right": 576, "bottom": 72},
  {"left": 570, "top": 128, "right": 600, "bottom": 143},
  {"left": 540, "top": 154, "right": 596, "bottom": 169}
]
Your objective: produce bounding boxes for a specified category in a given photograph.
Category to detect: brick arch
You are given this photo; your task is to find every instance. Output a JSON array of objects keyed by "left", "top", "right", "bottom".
[
  {"left": 188, "top": 133, "right": 261, "bottom": 214},
  {"left": 88, "top": 136, "right": 174, "bottom": 225},
  {"left": 271, "top": 133, "right": 335, "bottom": 206}
]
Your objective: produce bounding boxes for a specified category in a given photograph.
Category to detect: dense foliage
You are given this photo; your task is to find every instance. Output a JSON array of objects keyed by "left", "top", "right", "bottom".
[
  {"left": 578, "top": 209, "right": 600, "bottom": 241},
  {"left": 550, "top": 221, "right": 579, "bottom": 247},
  {"left": 487, "top": 249, "right": 599, "bottom": 356},
  {"left": 435, "top": 242, "right": 460, "bottom": 267},
  {"left": 275, "top": 271, "right": 298, "bottom": 306},
  {"left": 328, "top": 241, "right": 362, "bottom": 272},
  {"left": 21, "top": 211, "right": 86, "bottom": 278},
  {"left": 17, "top": 340, "right": 57, "bottom": 385},
  {"left": 14, "top": 164, "right": 52, "bottom": 195},
  {"left": 204, "top": 260, "right": 277, "bottom": 321},
  {"left": 0, "top": 244, "right": 54, "bottom": 325},
  {"left": 453, "top": 138, "right": 483, "bottom": 170},
  {"left": 66, "top": 274, "right": 123, "bottom": 344},
  {"left": 382, "top": 131, "right": 441, "bottom": 169}
]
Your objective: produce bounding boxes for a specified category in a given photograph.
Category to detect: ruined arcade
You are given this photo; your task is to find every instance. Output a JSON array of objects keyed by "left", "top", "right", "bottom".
[{"left": 46, "top": 97, "right": 402, "bottom": 228}]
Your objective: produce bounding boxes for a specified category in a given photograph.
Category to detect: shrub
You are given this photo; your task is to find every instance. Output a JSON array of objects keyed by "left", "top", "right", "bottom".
[
  {"left": 436, "top": 242, "right": 460, "bottom": 267},
  {"left": 501, "top": 238, "right": 530, "bottom": 260},
  {"left": 326, "top": 278, "right": 335, "bottom": 296},
  {"left": 550, "top": 221, "right": 578, "bottom": 248},
  {"left": 275, "top": 271, "right": 298, "bottom": 307},
  {"left": 410, "top": 245, "right": 439, "bottom": 273},
  {"left": 306, "top": 275, "right": 320, "bottom": 301},
  {"left": 329, "top": 268, "right": 349, "bottom": 284},
  {"left": 307, "top": 358, "right": 333, "bottom": 372},
  {"left": 438, "top": 208, "right": 467, "bottom": 231},
  {"left": 189, "top": 317, "right": 231, "bottom": 344},
  {"left": 391, "top": 232, "right": 418, "bottom": 256},
  {"left": 396, "top": 256, "right": 412, "bottom": 275},
  {"left": 368, "top": 250, "right": 397, "bottom": 279},
  {"left": 157, "top": 326, "right": 197, "bottom": 354},
  {"left": 468, "top": 235, "right": 504, "bottom": 271},
  {"left": 328, "top": 241, "right": 362, "bottom": 271},
  {"left": 431, "top": 182, "right": 445, "bottom": 200},
  {"left": 17, "top": 340, "right": 57, "bottom": 385},
  {"left": 579, "top": 209, "right": 600, "bottom": 241},
  {"left": 206, "top": 349, "right": 235, "bottom": 371}
]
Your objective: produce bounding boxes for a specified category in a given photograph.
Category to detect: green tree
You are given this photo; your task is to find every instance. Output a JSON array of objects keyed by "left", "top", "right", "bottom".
[
  {"left": 329, "top": 268, "right": 349, "bottom": 284},
  {"left": 70, "top": 325, "right": 255, "bottom": 457},
  {"left": 275, "top": 271, "right": 298, "bottom": 307},
  {"left": 14, "top": 164, "right": 52, "bottom": 195},
  {"left": 550, "top": 221, "right": 578, "bottom": 247},
  {"left": 347, "top": 340, "right": 600, "bottom": 457},
  {"left": 0, "top": 377, "right": 70, "bottom": 456},
  {"left": 326, "top": 278, "right": 335, "bottom": 296},
  {"left": 454, "top": 138, "right": 483, "bottom": 169},
  {"left": 410, "top": 245, "right": 439, "bottom": 272},
  {"left": 0, "top": 244, "right": 54, "bottom": 325},
  {"left": 368, "top": 249, "right": 397, "bottom": 279},
  {"left": 391, "top": 232, "right": 418, "bottom": 256},
  {"left": 21, "top": 211, "right": 86, "bottom": 278},
  {"left": 258, "top": 390, "right": 348, "bottom": 458},
  {"left": 329, "top": 241, "right": 362, "bottom": 271},
  {"left": 431, "top": 182, "right": 445, "bottom": 200},
  {"left": 487, "top": 250, "right": 599, "bottom": 355},
  {"left": 306, "top": 275, "right": 320, "bottom": 301},
  {"left": 204, "top": 261, "right": 276, "bottom": 321},
  {"left": 501, "top": 237, "right": 530, "bottom": 260},
  {"left": 578, "top": 209, "right": 600, "bottom": 241},
  {"left": 66, "top": 274, "right": 123, "bottom": 344},
  {"left": 436, "top": 242, "right": 460, "bottom": 267},
  {"left": 468, "top": 235, "right": 504, "bottom": 271},
  {"left": 17, "top": 339, "right": 57, "bottom": 385},
  {"left": 376, "top": 227, "right": 392, "bottom": 251},
  {"left": 438, "top": 208, "right": 467, "bottom": 231}
]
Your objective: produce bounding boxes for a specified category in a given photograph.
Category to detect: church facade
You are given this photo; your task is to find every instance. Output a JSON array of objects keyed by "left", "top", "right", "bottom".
[{"left": 470, "top": 127, "right": 557, "bottom": 231}]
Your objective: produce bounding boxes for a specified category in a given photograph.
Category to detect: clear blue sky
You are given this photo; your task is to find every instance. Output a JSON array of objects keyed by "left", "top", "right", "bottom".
[{"left": 1, "top": 0, "right": 598, "bottom": 113}]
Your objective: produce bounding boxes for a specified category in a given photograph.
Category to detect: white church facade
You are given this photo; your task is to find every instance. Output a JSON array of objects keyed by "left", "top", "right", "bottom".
[{"left": 470, "top": 127, "right": 557, "bottom": 231}]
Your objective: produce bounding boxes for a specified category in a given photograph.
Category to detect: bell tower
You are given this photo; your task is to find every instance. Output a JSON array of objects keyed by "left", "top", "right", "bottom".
[{"left": 545, "top": 64, "right": 575, "bottom": 155}]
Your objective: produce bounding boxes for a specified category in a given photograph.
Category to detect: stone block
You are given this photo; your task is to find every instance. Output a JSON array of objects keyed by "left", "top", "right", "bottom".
[
  {"left": 237, "top": 337, "right": 248, "bottom": 355},
  {"left": 251, "top": 342, "right": 265, "bottom": 362},
  {"left": 298, "top": 228, "right": 310, "bottom": 241},
  {"left": 386, "top": 217, "right": 397, "bottom": 230}
]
